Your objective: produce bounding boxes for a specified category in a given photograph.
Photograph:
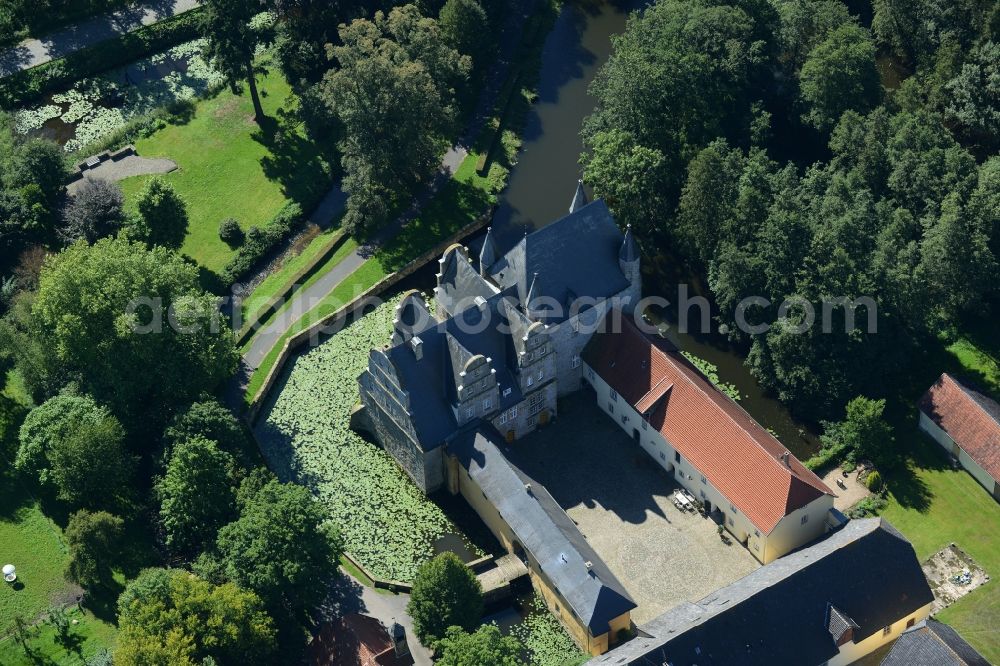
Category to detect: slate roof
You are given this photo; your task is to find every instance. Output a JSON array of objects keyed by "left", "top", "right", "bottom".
[
  {"left": 827, "top": 604, "right": 858, "bottom": 643},
  {"left": 382, "top": 292, "right": 526, "bottom": 450},
  {"left": 450, "top": 427, "right": 637, "bottom": 634},
  {"left": 919, "top": 373, "right": 1000, "bottom": 482},
  {"left": 588, "top": 519, "right": 935, "bottom": 666},
  {"left": 487, "top": 200, "right": 630, "bottom": 323},
  {"left": 583, "top": 313, "right": 832, "bottom": 533},
  {"left": 880, "top": 619, "right": 990, "bottom": 666}
]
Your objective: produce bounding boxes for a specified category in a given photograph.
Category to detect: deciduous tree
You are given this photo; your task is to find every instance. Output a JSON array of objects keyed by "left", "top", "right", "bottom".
[
  {"left": 65, "top": 509, "right": 124, "bottom": 591},
  {"left": 799, "top": 24, "right": 880, "bottom": 132},
  {"left": 407, "top": 552, "right": 482, "bottom": 644},
  {"left": 158, "top": 437, "right": 237, "bottom": 556},
  {"left": 435, "top": 625, "right": 523, "bottom": 666},
  {"left": 201, "top": 0, "right": 274, "bottom": 120},
  {"left": 60, "top": 179, "right": 125, "bottom": 244}
]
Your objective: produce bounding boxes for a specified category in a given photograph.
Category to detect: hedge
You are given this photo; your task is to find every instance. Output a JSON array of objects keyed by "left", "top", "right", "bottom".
[
  {"left": 235, "top": 228, "right": 348, "bottom": 346},
  {"left": 0, "top": 8, "right": 204, "bottom": 109},
  {"left": 221, "top": 202, "right": 306, "bottom": 287}
]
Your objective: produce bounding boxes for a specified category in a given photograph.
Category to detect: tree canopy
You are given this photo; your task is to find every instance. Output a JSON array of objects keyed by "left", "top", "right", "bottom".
[
  {"left": 117, "top": 568, "right": 277, "bottom": 666},
  {"left": 407, "top": 551, "right": 483, "bottom": 644},
  {"left": 65, "top": 509, "right": 124, "bottom": 591},
  {"left": 201, "top": 0, "right": 274, "bottom": 120},
  {"left": 435, "top": 624, "right": 523, "bottom": 666},
  {"left": 216, "top": 478, "right": 342, "bottom": 620},
  {"left": 29, "top": 238, "right": 237, "bottom": 431},
  {"left": 320, "top": 4, "right": 470, "bottom": 234},
  {"left": 799, "top": 24, "right": 880, "bottom": 132},
  {"left": 157, "top": 436, "right": 237, "bottom": 557}
]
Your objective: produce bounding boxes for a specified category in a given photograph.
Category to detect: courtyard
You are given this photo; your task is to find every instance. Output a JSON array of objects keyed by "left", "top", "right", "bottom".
[{"left": 501, "top": 394, "right": 760, "bottom": 624}]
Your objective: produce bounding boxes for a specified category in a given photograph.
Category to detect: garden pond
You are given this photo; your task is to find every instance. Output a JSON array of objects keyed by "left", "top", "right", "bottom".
[{"left": 13, "top": 38, "right": 224, "bottom": 153}]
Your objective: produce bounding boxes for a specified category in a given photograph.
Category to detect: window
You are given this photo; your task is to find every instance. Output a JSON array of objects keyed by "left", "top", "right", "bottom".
[
  {"left": 730, "top": 504, "right": 737, "bottom": 514},
  {"left": 509, "top": 406, "right": 518, "bottom": 419},
  {"left": 503, "top": 387, "right": 512, "bottom": 398},
  {"left": 537, "top": 369, "right": 543, "bottom": 382},
  {"left": 621, "top": 415, "right": 628, "bottom": 424},
  {"left": 906, "top": 618, "right": 915, "bottom": 629},
  {"left": 728, "top": 516, "right": 734, "bottom": 527},
  {"left": 483, "top": 397, "right": 492, "bottom": 411},
  {"left": 641, "top": 419, "right": 648, "bottom": 430},
  {"left": 801, "top": 514, "right": 809, "bottom": 525},
  {"left": 608, "top": 403, "right": 614, "bottom": 414},
  {"left": 659, "top": 452, "right": 666, "bottom": 461},
  {"left": 610, "top": 389, "right": 618, "bottom": 402},
  {"left": 587, "top": 368, "right": 595, "bottom": 380},
  {"left": 527, "top": 375, "right": 534, "bottom": 387},
  {"left": 882, "top": 625, "right": 892, "bottom": 637},
  {"left": 700, "top": 490, "right": 706, "bottom": 499},
  {"left": 572, "top": 355, "right": 581, "bottom": 368},
  {"left": 754, "top": 529, "right": 760, "bottom": 537},
  {"left": 701, "top": 476, "right": 707, "bottom": 485},
  {"left": 674, "top": 451, "right": 681, "bottom": 464},
  {"left": 465, "top": 407, "right": 474, "bottom": 419}
]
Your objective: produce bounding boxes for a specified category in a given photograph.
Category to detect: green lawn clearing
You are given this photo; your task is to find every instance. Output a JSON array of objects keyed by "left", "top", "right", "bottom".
[
  {"left": 2, "top": 369, "right": 32, "bottom": 408},
  {"left": 119, "top": 62, "right": 335, "bottom": 277},
  {"left": 0, "top": 482, "right": 71, "bottom": 636},
  {"left": 881, "top": 434, "right": 1000, "bottom": 662},
  {"left": 0, "top": 606, "right": 116, "bottom": 665}
]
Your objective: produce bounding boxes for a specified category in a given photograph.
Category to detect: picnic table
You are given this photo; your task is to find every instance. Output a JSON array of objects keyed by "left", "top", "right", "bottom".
[{"left": 673, "top": 490, "right": 694, "bottom": 511}]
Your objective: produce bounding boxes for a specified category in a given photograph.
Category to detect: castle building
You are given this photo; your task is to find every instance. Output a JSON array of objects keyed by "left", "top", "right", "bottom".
[
  {"left": 356, "top": 184, "right": 835, "bottom": 656},
  {"left": 358, "top": 193, "right": 640, "bottom": 492}
]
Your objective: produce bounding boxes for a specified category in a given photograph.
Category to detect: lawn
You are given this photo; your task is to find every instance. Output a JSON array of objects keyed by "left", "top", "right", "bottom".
[
  {"left": 0, "top": 481, "right": 72, "bottom": 636},
  {"left": 119, "top": 62, "right": 335, "bottom": 277},
  {"left": 0, "top": 606, "right": 116, "bottom": 665},
  {"left": 881, "top": 431, "right": 1000, "bottom": 662},
  {"left": 242, "top": 231, "right": 358, "bottom": 328}
]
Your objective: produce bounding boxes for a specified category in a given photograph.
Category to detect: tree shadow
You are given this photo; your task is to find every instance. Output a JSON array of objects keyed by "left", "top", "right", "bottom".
[
  {"left": 253, "top": 111, "right": 336, "bottom": 213},
  {"left": 82, "top": 579, "right": 125, "bottom": 625},
  {"left": 0, "top": 471, "right": 35, "bottom": 522},
  {"left": 374, "top": 178, "right": 493, "bottom": 273}
]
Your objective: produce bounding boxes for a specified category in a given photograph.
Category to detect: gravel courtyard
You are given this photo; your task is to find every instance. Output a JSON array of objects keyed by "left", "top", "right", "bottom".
[{"left": 502, "top": 394, "right": 760, "bottom": 624}]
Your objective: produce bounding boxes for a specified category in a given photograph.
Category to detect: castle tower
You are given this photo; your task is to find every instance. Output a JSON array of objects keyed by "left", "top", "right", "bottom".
[
  {"left": 569, "top": 179, "right": 588, "bottom": 213},
  {"left": 619, "top": 225, "right": 641, "bottom": 312},
  {"left": 479, "top": 226, "right": 498, "bottom": 277}
]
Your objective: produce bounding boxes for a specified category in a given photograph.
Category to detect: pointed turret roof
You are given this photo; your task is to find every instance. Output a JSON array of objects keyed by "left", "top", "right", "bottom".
[
  {"left": 569, "top": 179, "right": 588, "bottom": 213},
  {"left": 479, "top": 226, "right": 498, "bottom": 274},
  {"left": 620, "top": 224, "right": 639, "bottom": 262}
]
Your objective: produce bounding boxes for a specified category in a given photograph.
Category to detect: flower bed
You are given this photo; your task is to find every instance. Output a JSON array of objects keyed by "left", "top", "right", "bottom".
[{"left": 255, "top": 295, "right": 467, "bottom": 582}]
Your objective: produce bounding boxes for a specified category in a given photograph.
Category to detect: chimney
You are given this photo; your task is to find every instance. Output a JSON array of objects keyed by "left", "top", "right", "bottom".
[
  {"left": 781, "top": 451, "right": 791, "bottom": 468},
  {"left": 409, "top": 336, "right": 423, "bottom": 360}
]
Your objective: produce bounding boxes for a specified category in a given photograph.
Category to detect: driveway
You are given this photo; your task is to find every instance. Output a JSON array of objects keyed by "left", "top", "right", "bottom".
[
  {"left": 502, "top": 394, "right": 760, "bottom": 624},
  {"left": 0, "top": 0, "right": 201, "bottom": 76},
  {"left": 328, "top": 569, "right": 433, "bottom": 666}
]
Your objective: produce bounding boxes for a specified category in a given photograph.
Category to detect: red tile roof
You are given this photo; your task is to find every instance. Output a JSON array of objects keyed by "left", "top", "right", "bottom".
[
  {"left": 919, "top": 373, "right": 1000, "bottom": 482},
  {"left": 583, "top": 314, "right": 832, "bottom": 534}
]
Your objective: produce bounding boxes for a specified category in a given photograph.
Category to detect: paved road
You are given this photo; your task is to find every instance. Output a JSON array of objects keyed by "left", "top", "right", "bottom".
[
  {"left": 330, "top": 569, "right": 433, "bottom": 666},
  {"left": 0, "top": 0, "right": 201, "bottom": 77},
  {"left": 240, "top": 147, "right": 467, "bottom": 370}
]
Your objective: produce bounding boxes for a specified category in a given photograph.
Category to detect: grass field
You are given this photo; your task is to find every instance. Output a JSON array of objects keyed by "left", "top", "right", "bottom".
[
  {"left": 0, "top": 483, "right": 72, "bottom": 636},
  {"left": 0, "top": 606, "right": 116, "bottom": 665},
  {"left": 881, "top": 432, "right": 1000, "bottom": 662},
  {"left": 119, "top": 61, "right": 335, "bottom": 277},
  {"left": 242, "top": 232, "right": 359, "bottom": 327}
]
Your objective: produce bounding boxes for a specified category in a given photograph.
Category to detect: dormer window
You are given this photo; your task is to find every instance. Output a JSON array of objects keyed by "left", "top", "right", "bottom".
[
  {"left": 527, "top": 375, "right": 534, "bottom": 387},
  {"left": 503, "top": 387, "right": 512, "bottom": 398}
]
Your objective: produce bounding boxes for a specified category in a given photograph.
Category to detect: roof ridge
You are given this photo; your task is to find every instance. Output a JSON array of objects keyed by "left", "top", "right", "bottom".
[
  {"left": 652, "top": 329, "right": 825, "bottom": 493},
  {"left": 945, "top": 373, "right": 1000, "bottom": 423}
]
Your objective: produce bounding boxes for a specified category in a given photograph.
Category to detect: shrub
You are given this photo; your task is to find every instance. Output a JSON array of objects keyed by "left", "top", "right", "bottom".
[
  {"left": 846, "top": 493, "right": 887, "bottom": 519},
  {"left": 136, "top": 177, "right": 188, "bottom": 249},
  {"left": 61, "top": 178, "right": 125, "bottom": 243},
  {"left": 220, "top": 202, "right": 305, "bottom": 285},
  {"left": 218, "top": 218, "right": 244, "bottom": 246},
  {"left": 864, "top": 469, "right": 883, "bottom": 491}
]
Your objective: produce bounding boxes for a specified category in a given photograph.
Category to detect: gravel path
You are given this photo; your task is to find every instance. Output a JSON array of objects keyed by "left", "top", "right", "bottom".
[
  {"left": 67, "top": 153, "right": 176, "bottom": 194},
  {"left": 0, "top": 0, "right": 201, "bottom": 77}
]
